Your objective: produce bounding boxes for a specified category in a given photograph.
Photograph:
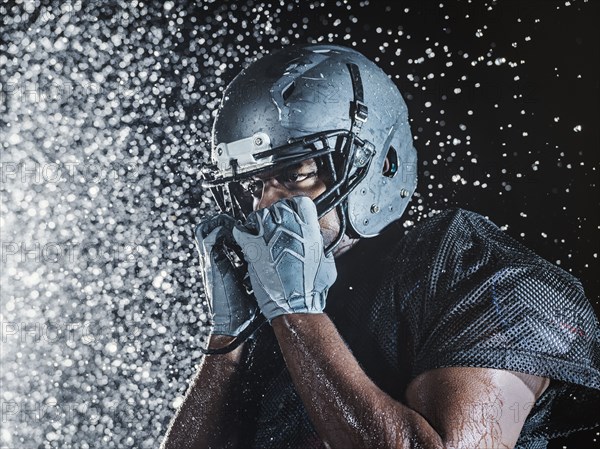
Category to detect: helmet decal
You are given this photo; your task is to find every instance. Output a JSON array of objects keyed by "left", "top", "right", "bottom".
[{"left": 269, "top": 52, "right": 330, "bottom": 130}]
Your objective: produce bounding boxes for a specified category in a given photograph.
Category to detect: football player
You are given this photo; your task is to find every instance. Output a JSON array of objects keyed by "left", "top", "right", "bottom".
[{"left": 162, "top": 44, "right": 599, "bottom": 449}]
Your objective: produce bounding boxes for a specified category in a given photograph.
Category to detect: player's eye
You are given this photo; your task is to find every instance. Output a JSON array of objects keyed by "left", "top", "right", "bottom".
[{"left": 275, "top": 171, "right": 318, "bottom": 188}]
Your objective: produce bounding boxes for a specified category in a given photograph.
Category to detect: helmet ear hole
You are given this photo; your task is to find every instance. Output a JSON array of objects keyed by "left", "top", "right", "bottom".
[{"left": 382, "top": 146, "right": 398, "bottom": 178}]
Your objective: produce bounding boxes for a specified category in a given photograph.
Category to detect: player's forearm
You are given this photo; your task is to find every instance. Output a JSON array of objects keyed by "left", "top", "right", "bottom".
[
  {"left": 272, "top": 313, "right": 443, "bottom": 449},
  {"left": 160, "top": 335, "right": 246, "bottom": 449}
]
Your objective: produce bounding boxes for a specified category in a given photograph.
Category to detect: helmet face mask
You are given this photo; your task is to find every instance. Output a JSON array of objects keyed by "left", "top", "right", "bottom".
[
  {"left": 202, "top": 44, "right": 418, "bottom": 249},
  {"left": 204, "top": 128, "right": 374, "bottom": 250}
]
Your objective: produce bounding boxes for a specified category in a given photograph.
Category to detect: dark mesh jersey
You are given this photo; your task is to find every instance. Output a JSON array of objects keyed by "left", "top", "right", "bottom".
[{"left": 235, "top": 208, "right": 600, "bottom": 448}]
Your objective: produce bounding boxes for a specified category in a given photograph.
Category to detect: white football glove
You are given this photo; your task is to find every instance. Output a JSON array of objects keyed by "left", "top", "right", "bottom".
[
  {"left": 195, "top": 214, "right": 257, "bottom": 336},
  {"left": 232, "top": 196, "right": 337, "bottom": 322}
]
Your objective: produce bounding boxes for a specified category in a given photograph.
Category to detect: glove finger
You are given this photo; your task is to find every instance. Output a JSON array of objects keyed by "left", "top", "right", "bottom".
[
  {"left": 235, "top": 208, "right": 267, "bottom": 236},
  {"left": 196, "top": 224, "right": 228, "bottom": 258},
  {"left": 196, "top": 214, "right": 236, "bottom": 240},
  {"left": 270, "top": 202, "right": 283, "bottom": 224},
  {"left": 274, "top": 197, "right": 299, "bottom": 215},
  {"left": 272, "top": 196, "right": 317, "bottom": 228},
  {"left": 233, "top": 217, "right": 267, "bottom": 267},
  {"left": 198, "top": 215, "right": 241, "bottom": 252},
  {"left": 267, "top": 199, "right": 300, "bottom": 231},
  {"left": 289, "top": 196, "right": 318, "bottom": 226},
  {"left": 196, "top": 214, "right": 238, "bottom": 254},
  {"left": 232, "top": 220, "right": 261, "bottom": 249}
]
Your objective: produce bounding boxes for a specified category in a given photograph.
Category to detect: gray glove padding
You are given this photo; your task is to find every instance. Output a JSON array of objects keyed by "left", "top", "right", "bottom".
[
  {"left": 232, "top": 196, "right": 337, "bottom": 322},
  {"left": 195, "top": 214, "right": 257, "bottom": 336}
]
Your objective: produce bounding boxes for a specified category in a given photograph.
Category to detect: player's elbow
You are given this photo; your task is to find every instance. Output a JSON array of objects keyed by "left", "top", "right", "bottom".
[{"left": 375, "top": 409, "right": 446, "bottom": 449}]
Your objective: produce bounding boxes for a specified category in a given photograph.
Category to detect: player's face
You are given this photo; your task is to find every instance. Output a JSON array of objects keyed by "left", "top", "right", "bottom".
[{"left": 241, "top": 159, "right": 341, "bottom": 248}]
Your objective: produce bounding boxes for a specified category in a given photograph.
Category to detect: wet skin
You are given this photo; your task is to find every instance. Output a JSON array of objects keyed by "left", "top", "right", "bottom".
[{"left": 161, "top": 159, "right": 549, "bottom": 449}]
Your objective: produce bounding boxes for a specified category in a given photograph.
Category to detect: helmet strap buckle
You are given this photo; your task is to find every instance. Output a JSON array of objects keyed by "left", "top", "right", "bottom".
[{"left": 352, "top": 100, "right": 369, "bottom": 124}]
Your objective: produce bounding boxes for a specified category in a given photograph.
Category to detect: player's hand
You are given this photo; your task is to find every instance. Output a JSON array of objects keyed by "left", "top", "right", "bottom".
[
  {"left": 232, "top": 196, "right": 337, "bottom": 322},
  {"left": 195, "top": 214, "right": 257, "bottom": 336}
]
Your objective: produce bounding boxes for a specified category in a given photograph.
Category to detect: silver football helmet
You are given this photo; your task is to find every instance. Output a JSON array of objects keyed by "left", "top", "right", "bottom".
[{"left": 202, "top": 44, "right": 417, "bottom": 249}]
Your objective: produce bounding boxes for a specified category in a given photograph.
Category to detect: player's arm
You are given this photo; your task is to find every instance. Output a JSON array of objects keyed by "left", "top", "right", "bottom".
[
  {"left": 272, "top": 312, "right": 548, "bottom": 448},
  {"left": 161, "top": 215, "right": 257, "bottom": 449},
  {"left": 232, "top": 197, "right": 549, "bottom": 448},
  {"left": 160, "top": 337, "right": 246, "bottom": 449}
]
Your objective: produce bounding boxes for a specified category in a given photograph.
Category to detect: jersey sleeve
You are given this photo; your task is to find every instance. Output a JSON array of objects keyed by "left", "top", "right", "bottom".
[
  {"left": 404, "top": 209, "right": 600, "bottom": 441},
  {"left": 407, "top": 210, "right": 600, "bottom": 386},
  {"left": 414, "top": 262, "right": 600, "bottom": 388}
]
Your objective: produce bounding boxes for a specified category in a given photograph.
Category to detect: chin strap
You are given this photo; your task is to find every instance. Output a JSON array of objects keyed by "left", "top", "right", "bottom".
[{"left": 347, "top": 62, "right": 369, "bottom": 135}]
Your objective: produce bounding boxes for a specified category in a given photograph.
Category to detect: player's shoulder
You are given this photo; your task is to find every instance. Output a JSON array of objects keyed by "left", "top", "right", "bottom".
[
  {"left": 388, "top": 207, "right": 581, "bottom": 287},
  {"left": 407, "top": 207, "right": 505, "bottom": 241},
  {"left": 392, "top": 207, "right": 507, "bottom": 256},
  {"left": 402, "top": 207, "right": 530, "bottom": 257}
]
